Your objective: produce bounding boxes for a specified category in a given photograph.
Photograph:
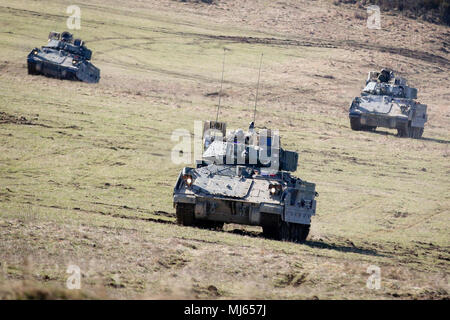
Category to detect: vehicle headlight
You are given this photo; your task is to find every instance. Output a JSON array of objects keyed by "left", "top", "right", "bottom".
[
  {"left": 33, "top": 50, "right": 38, "bottom": 55},
  {"left": 72, "top": 60, "right": 78, "bottom": 65},
  {"left": 269, "top": 183, "right": 282, "bottom": 195},
  {"left": 183, "top": 174, "right": 194, "bottom": 187}
]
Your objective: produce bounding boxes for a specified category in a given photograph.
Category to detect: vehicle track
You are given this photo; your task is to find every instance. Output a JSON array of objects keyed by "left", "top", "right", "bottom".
[{"left": 3, "top": 6, "right": 448, "bottom": 69}]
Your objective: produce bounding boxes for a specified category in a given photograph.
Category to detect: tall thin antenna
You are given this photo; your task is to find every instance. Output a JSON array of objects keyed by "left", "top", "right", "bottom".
[
  {"left": 216, "top": 48, "right": 226, "bottom": 122},
  {"left": 253, "top": 53, "right": 263, "bottom": 125}
]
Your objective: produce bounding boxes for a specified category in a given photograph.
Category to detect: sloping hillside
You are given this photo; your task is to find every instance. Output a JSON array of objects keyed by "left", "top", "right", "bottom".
[{"left": 0, "top": 0, "right": 448, "bottom": 299}]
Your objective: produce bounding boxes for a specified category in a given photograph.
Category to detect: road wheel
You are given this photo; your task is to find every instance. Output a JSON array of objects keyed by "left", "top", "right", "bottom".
[
  {"left": 176, "top": 203, "right": 195, "bottom": 226},
  {"left": 213, "top": 221, "right": 224, "bottom": 230},
  {"left": 350, "top": 117, "right": 361, "bottom": 131},
  {"left": 417, "top": 127, "right": 424, "bottom": 138},
  {"left": 27, "top": 63, "right": 36, "bottom": 75},
  {"left": 195, "top": 220, "right": 223, "bottom": 230},
  {"left": 361, "top": 125, "right": 377, "bottom": 131},
  {"left": 410, "top": 127, "right": 424, "bottom": 139},
  {"left": 297, "top": 224, "right": 310, "bottom": 242},
  {"left": 289, "top": 224, "right": 310, "bottom": 242},
  {"left": 278, "top": 222, "right": 310, "bottom": 242},
  {"left": 279, "top": 221, "right": 290, "bottom": 241},
  {"left": 397, "top": 122, "right": 410, "bottom": 137},
  {"left": 262, "top": 225, "right": 279, "bottom": 240},
  {"left": 289, "top": 223, "right": 299, "bottom": 242}
]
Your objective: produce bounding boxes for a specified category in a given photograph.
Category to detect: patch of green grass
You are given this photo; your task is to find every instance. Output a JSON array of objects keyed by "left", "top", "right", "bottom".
[{"left": 0, "top": 0, "right": 448, "bottom": 299}]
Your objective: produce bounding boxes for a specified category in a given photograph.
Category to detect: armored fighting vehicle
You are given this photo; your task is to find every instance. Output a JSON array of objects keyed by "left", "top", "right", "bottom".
[
  {"left": 349, "top": 69, "right": 427, "bottom": 138},
  {"left": 173, "top": 121, "right": 318, "bottom": 242},
  {"left": 27, "top": 31, "right": 100, "bottom": 83}
]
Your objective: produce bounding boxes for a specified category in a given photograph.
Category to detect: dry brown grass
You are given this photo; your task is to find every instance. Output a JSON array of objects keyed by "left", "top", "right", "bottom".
[
  {"left": 0, "top": 280, "right": 100, "bottom": 300},
  {"left": 0, "top": 0, "right": 448, "bottom": 299}
]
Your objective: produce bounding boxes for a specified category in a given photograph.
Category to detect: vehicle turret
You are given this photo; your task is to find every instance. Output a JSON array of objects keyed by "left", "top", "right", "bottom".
[
  {"left": 27, "top": 31, "right": 100, "bottom": 83},
  {"left": 349, "top": 69, "right": 427, "bottom": 138}
]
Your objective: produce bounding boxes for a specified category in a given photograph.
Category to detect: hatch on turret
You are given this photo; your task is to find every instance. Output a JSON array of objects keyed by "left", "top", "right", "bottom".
[
  {"left": 48, "top": 31, "right": 61, "bottom": 41},
  {"left": 203, "top": 121, "right": 226, "bottom": 151}
]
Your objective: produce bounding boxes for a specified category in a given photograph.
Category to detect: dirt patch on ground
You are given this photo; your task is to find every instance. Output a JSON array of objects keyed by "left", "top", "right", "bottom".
[
  {"left": 0, "top": 280, "right": 100, "bottom": 300},
  {"left": 0, "top": 112, "right": 52, "bottom": 128},
  {"left": 197, "top": 34, "right": 449, "bottom": 67},
  {"left": 0, "top": 112, "right": 33, "bottom": 125}
]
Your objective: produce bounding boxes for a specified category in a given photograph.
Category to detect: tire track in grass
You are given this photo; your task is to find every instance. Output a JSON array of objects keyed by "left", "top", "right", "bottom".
[{"left": 2, "top": 6, "right": 448, "bottom": 68}]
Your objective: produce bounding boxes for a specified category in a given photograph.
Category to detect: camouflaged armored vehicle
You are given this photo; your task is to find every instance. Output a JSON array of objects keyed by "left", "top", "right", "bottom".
[
  {"left": 27, "top": 31, "right": 100, "bottom": 83},
  {"left": 349, "top": 69, "right": 427, "bottom": 138},
  {"left": 173, "top": 121, "right": 318, "bottom": 242}
]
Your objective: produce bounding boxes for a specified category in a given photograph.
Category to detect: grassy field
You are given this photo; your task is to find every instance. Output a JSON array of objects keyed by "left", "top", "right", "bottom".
[{"left": 0, "top": 0, "right": 449, "bottom": 299}]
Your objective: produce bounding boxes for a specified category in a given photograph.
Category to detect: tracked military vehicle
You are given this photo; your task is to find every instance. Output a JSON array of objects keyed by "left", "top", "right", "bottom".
[
  {"left": 349, "top": 69, "right": 427, "bottom": 138},
  {"left": 27, "top": 31, "right": 100, "bottom": 83},
  {"left": 173, "top": 121, "right": 318, "bottom": 242}
]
